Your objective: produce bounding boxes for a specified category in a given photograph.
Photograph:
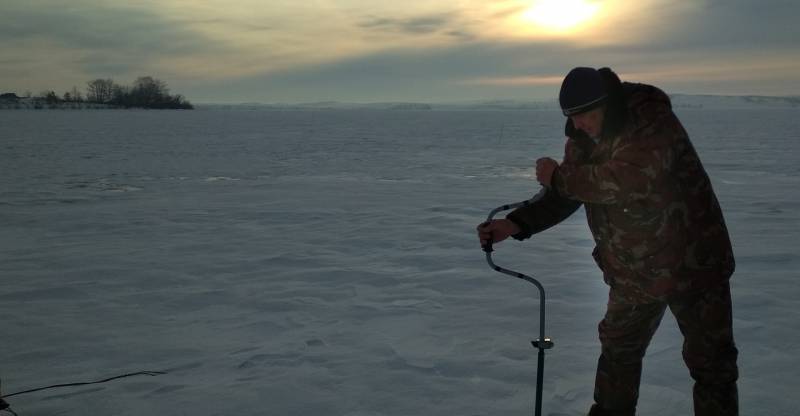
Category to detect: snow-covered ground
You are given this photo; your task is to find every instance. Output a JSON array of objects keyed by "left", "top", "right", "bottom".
[{"left": 1, "top": 107, "right": 798, "bottom": 415}]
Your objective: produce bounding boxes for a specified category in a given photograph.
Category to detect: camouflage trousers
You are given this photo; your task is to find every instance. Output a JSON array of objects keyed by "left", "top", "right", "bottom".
[{"left": 593, "top": 281, "right": 738, "bottom": 416}]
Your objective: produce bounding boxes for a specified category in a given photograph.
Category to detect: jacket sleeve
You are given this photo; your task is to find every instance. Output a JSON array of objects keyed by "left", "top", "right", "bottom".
[
  {"left": 504, "top": 136, "right": 585, "bottom": 239},
  {"left": 505, "top": 187, "right": 582, "bottom": 240},
  {"left": 552, "top": 101, "right": 679, "bottom": 205}
]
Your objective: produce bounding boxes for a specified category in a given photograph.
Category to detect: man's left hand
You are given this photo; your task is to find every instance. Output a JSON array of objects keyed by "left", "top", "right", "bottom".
[{"left": 536, "top": 157, "right": 559, "bottom": 187}]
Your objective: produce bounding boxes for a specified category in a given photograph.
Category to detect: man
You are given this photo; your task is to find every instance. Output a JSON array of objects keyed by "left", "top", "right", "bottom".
[{"left": 477, "top": 67, "right": 738, "bottom": 416}]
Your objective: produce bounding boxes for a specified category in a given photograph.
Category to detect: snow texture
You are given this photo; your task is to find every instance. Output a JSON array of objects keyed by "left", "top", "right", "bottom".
[{"left": 1, "top": 107, "right": 798, "bottom": 415}]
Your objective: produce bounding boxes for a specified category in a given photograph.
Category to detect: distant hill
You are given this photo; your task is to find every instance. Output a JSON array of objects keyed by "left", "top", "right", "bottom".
[
  {"left": 199, "top": 101, "right": 433, "bottom": 111},
  {"left": 669, "top": 94, "right": 800, "bottom": 109},
  {"left": 197, "top": 94, "right": 800, "bottom": 111}
]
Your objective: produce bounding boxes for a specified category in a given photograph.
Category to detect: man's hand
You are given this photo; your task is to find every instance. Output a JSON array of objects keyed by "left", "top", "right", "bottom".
[
  {"left": 477, "top": 219, "right": 521, "bottom": 248},
  {"left": 536, "top": 157, "right": 559, "bottom": 187}
]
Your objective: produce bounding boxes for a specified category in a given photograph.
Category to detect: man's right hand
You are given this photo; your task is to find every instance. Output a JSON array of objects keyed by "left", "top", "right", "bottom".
[{"left": 476, "top": 219, "right": 521, "bottom": 248}]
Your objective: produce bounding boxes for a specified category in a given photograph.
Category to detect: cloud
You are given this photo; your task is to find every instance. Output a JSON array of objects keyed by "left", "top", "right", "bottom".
[
  {"left": 174, "top": 17, "right": 274, "bottom": 33},
  {"left": 359, "top": 14, "right": 455, "bottom": 35},
  {"left": 0, "top": 0, "right": 234, "bottom": 88},
  {"left": 459, "top": 75, "right": 564, "bottom": 86},
  {"left": 694, "top": 0, "right": 799, "bottom": 47},
  {"left": 594, "top": 0, "right": 799, "bottom": 51},
  {"left": 0, "top": 2, "right": 216, "bottom": 53},
  {"left": 185, "top": 27, "right": 800, "bottom": 103},
  {"left": 355, "top": 11, "right": 483, "bottom": 43},
  {"left": 185, "top": 41, "right": 582, "bottom": 103},
  {"left": 2, "top": 0, "right": 798, "bottom": 101}
]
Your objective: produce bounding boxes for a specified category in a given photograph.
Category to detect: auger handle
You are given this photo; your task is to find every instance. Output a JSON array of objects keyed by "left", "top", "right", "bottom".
[{"left": 482, "top": 187, "right": 552, "bottom": 416}]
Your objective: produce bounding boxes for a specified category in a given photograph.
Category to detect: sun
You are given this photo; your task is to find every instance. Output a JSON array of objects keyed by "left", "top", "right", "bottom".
[{"left": 521, "top": 0, "right": 600, "bottom": 33}]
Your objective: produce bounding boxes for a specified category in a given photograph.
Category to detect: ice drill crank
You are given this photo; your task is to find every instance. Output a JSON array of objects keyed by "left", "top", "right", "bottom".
[{"left": 481, "top": 188, "right": 553, "bottom": 416}]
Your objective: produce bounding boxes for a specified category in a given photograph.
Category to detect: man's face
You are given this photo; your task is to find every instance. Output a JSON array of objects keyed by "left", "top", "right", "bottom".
[{"left": 570, "top": 106, "right": 605, "bottom": 139}]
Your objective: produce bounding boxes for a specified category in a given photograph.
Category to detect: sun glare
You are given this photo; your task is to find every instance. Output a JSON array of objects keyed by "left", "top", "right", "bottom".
[{"left": 522, "top": 0, "right": 600, "bottom": 33}]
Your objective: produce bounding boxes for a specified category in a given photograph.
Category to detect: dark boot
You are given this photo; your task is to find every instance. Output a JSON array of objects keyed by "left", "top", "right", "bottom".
[
  {"left": 0, "top": 378, "right": 7, "bottom": 411},
  {"left": 588, "top": 403, "right": 635, "bottom": 416}
]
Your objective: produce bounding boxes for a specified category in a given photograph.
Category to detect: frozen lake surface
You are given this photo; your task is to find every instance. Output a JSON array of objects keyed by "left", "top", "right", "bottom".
[{"left": 1, "top": 108, "right": 799, "bottom": 415}]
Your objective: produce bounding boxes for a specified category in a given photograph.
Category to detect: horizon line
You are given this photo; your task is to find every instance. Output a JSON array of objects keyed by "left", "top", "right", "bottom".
[{"left": 193, "top": 93, "right": 800, "bottom": 106}]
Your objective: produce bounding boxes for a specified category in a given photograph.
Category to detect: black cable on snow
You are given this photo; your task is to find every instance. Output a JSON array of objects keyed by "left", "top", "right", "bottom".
[{"left": 1, "top": 371, "right": 166, "bottom": 399}]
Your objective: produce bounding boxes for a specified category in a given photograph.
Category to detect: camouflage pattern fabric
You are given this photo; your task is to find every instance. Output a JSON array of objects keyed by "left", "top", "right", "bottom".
[
  {"left": 594, "top": 282, "right": 738, "bottom": 415},
  {"left": 507, "top": 82, "right": 735, "bottom": 302}
]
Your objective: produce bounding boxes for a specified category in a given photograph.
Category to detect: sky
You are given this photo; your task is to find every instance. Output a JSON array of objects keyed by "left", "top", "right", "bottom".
[{"left": 1, "top": 0, "right": 799, "bottom": 104}]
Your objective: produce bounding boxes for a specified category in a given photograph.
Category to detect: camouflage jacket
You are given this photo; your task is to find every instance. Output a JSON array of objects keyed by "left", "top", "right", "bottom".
[{"left": 507, "top": 82, "right": 734, "bottom": 301}]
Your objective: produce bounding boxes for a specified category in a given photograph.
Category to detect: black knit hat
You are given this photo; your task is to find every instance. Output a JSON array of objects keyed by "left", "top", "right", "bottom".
[{"left": 559, "top": 67, "right": 607, "bottom": 116}]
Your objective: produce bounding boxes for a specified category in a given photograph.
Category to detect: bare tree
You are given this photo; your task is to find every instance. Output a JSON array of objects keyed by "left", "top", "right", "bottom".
[
  {"left": 86, "top": 78, "right": 115, "bottom": 103},
  {"left": 111, "top": 84, "right": 130, "bottom": 105},
  {"left": 86, "top": 79, "right": 100, "bottom": 102},
  {"left": 131, "top": 76, "right": 169, "bottom": 107},
  {"left": 70, "top": 85, "right": 83, "bottom": 102},
  {"left": 78, "top": 76, "right": 191, "bottom": 109},
  {"left": 40, "top": 90, "right": 59, "bottom": 104}
]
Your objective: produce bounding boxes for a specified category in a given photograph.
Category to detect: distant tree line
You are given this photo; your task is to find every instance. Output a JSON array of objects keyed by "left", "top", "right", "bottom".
[
  {"left": 85, "top": 76, "right": 193, "bottom": 109},
  {"left": 1, "top": 76, "right": 193, "bottom": 109}
]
